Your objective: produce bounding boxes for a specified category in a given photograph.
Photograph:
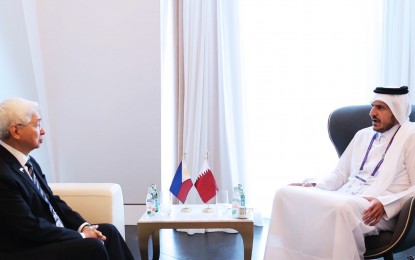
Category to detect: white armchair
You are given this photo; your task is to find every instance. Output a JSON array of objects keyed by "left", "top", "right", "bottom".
[{"left": 49, "top": 183, "right": 125, "bottom": 239}]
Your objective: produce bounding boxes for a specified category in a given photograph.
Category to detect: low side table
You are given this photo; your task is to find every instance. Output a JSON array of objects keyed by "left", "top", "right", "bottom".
[{"left": 137, "top": 204, "right": 254, "bottom": 260}]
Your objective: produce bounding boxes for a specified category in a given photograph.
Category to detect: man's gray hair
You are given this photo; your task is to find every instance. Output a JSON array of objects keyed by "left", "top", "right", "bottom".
[{"left": 0, "top": 98, "right": 39, "bottom": 141}]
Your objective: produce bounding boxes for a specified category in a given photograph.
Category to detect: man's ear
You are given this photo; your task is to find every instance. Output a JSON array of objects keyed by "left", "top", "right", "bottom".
[{"left": 8, "top": 125, "right": 21, "bottom": 140}]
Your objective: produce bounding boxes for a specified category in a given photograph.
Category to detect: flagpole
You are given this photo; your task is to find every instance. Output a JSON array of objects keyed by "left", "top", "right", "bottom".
[
  {"left": 181, "top": 201, "right": 191, "bottom": 213},
  {"left": 169, "top": 153, "right": 192, "bottom": 213},
  {"left": 202, "top": 152, "right": 214, "bottom": 213},
  {"left": 180, "top": 153, "right": 192, "bottom": 213},
  {"left": 202, "top": 203, "right": 213, "bottom": 213}
]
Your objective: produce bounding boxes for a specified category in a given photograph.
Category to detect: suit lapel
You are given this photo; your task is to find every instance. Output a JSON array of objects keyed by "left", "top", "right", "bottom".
[
  {"left": 26, "top": 158, "right": 54, "bottom": 202},
  {"left": 0, "top": 146, "right": 47, "bottom": 201},
  {"left": 0, "top": 145, "right": 30, "bottom": 182},
  {"left": 27, "top": 159, "right": 64, "bottom": 220},
  {"left": 29, "top": 158, "right": 54, "bottom": 196}
]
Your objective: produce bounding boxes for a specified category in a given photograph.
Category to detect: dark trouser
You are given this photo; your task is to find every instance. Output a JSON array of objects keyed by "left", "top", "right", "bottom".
[
  {"left": 99, "top": 223, "right": 134, "bottom": 260},
  {"left": 0, "top": 224, "right": 134, "bottom": 260}
]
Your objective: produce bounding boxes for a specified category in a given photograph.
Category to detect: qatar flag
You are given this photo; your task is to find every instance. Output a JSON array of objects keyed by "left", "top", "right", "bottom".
[
  {"left": 194, "top": 159, "right": 218, "bottom": 203},
  {"left": 169, "top": 160, "right": 193, "bottom": 203}
]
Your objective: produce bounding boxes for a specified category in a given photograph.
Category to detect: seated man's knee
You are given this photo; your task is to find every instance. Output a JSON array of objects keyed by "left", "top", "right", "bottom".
[
  {"left": 97, "top": 223, "right": 119, "bottom": 236},
  {"left": 57, "top": 238, "right": 109, "bottom": 260},
  {"left": 274, "top": 186, "right": 292, "bottom": 197},
  {"left": 333, "top": 196, "right": 363, "bottom": 216},
  {"left": 82, "top": 238, "right": 109, "bottom": 259}
]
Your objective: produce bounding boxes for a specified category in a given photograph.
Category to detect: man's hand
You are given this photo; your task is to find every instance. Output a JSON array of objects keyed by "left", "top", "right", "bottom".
[
  {"left": 363, "top": 197, "right": 385, "bottom": 226},
  {"left": 289, "top": 183, "right": 316, "bottom": 187},
  {"left": 81, "top": 225, "right": 107, "bottom": 241}
]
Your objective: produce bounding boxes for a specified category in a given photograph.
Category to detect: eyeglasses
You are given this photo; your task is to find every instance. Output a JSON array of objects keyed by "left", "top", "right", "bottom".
[{"left": 15, "top": 120, "right": 43, "bottom": 130}]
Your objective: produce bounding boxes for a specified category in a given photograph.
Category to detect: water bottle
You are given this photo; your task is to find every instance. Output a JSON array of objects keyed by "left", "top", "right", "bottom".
[
  {"left": 146, "top": 187, "right": 155, "bottom": 216},
  {"left": 240, "top": 191, "right": 246, "bottom": 207},
  {"left": 231, "top": 186, "right": 240, "bottom": 217},
  {"left": 238, "top": 184, "right": 246, "bottom": 207},
  {"left": 151, "top": 184, "right": 159, "bottom": 212}
]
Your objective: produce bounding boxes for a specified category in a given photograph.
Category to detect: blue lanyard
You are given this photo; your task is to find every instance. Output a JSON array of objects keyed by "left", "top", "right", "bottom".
[{"left": 359, "top": 126, "right": 401, "bottom": 177}]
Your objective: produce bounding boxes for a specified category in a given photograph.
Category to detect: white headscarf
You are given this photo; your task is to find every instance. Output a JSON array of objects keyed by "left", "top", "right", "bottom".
[
  {"left": 372, "top": 89, "right": 412, "bottom": 125},
  {"left": 364, "top": 87, "right": 415, "bottom": 201}
]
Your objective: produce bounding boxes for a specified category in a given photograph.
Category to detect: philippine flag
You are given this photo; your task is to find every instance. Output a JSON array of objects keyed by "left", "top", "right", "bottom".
[
  {"left": 194, "top": 159, "right": 218, "bottom": 203},
  {"left": 169, "top": 160, "right": 193, "bottom": 203}
]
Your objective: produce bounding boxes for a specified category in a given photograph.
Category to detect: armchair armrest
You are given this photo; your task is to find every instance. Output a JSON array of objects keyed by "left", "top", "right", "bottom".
[
  {"left": 49, "top": 183, "right": 125, "bottom": 239},
  {"left": 365, "top": 196, "right": 415, "bottom": 259}
]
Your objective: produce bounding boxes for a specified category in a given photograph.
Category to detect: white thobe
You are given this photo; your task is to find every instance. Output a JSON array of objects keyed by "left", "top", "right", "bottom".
[{"left": 264, "top": 122, "right": 415, "bottom": 260}]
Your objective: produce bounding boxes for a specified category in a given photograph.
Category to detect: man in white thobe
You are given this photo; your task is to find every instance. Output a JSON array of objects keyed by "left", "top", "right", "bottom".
[{"left": 264, "top": 86, "right": 415, "bottom": 260}]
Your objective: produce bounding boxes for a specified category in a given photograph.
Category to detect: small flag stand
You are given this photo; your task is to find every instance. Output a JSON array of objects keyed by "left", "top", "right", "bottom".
[
  {"left": 181, "top": 199, "right": 192, "bottom": 213},
  {"left": 195, "top": 153, "right": 218, "bottom": 214},
  {"left": 202, "top": 203, "right": 214, "bottom": 213},
  {"left": 169, "top": 154, "right": 193, "bottom": 213}
]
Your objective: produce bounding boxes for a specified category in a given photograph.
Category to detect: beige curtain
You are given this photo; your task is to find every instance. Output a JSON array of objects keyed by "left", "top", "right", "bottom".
[{"left": 161, "top": 0, "right": 246, "bottom": 204}]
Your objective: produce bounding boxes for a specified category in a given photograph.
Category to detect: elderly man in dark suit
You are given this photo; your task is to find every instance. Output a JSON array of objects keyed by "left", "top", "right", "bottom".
[{"left": 0, "top": 97, "right": 134, "bottom": 260}]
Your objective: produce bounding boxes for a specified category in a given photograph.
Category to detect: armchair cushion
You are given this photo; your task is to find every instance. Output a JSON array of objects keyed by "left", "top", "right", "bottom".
[{"left": 49, "top": 183, "right": 125, "bottom": 239}]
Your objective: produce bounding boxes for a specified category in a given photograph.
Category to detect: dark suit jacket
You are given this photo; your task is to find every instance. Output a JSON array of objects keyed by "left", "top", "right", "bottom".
[{"left": 0, "top": 145, "right": 86, "bottom": 252}]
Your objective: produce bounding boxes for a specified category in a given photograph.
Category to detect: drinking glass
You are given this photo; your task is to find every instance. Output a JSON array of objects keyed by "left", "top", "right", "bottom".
[
  {"left": 159, "top": 191, "right": 172, "bottom": 215},
  {"left": 216, "top": 190, "right": 229, "bottom": 216}
]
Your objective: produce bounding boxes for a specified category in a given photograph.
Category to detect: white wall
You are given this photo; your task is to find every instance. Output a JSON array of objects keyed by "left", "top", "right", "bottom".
[
  {"left": 0, "top": 0, "right": 161, "bottom": 209},
  {"left": 0, "top": 0, "right": 52, "bottom": 173}
]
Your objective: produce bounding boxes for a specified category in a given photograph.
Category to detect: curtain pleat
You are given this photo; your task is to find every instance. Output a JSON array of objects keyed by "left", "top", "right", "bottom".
[
  {"left": 165, "top": 0, "right": 245, "bottom": 204},
  {"left": 381, "top": 0, "right": 415, "bottom": 102}
]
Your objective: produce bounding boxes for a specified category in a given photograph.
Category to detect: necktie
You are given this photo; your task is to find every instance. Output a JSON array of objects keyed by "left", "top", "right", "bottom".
[{"left": 25, "top": 161, "right": 64, "bottom": 227}]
